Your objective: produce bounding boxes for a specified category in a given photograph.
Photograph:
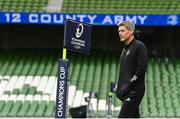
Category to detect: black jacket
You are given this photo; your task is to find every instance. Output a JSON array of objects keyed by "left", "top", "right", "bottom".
[{"left": 116, "top": 39, "right": 148, "bottom": 100}]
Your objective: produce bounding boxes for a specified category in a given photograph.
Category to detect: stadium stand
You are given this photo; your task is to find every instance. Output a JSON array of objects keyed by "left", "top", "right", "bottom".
[
  {"left": 61, "top": 0, "right": 180, "bottom": 14},
  {"left": 0, "top": 0, "right": 180, "bottom": 14},
  {"left": 0, "top": 0, "right": 48, "bottom": 12},
  {"left": 0, "top": 50, "right": 180, "bottom": 117},
  {"left": 0, "top": 0, "right": 179, "bottom": 118}
]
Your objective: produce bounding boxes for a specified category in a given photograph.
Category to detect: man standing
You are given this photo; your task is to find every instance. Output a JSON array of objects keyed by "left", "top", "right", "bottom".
[{"left": 116, "top": 21, "right": 148, "bottom": 118}]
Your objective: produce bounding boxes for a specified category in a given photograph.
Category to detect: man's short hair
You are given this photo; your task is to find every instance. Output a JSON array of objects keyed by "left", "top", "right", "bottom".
[{"left": 117, "top": 21, "right": 135, "bottom": 33}]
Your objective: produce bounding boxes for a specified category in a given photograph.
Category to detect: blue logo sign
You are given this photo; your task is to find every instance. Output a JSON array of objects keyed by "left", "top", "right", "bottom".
[
  {"left": 0, "top": 12, "right": 180, "bottom": 26},
  {"left": 63, "top": 19, "right": 92, "bottom": 55},
  {"left": 55, "top": 59, "right": 70, "bottom": 118}
]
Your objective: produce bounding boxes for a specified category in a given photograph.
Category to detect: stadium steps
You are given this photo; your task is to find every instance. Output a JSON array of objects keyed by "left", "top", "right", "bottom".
[
  {"left": 98, "top": 54, "right": 110, "bottom": 111},
  {"left": 82, "top": 54, "right": 96, "bottom": 107},
  {"left": 74, "top": 56, "right": 89, "bottom": 106},
  {"left": 84, "top": 54, "right": 95, "bottom": 93},
  {"left": 69, "top": 54, "right": 81, "bottom": 107},
  {"left": 91, "top": 53, "right": 103, "bottom": 111},
  {"left": 45, "top": 0, "right": 62, "bottom": 12},
  {"left": 110, "top": 54, "right": 121, "bottom": 111}
]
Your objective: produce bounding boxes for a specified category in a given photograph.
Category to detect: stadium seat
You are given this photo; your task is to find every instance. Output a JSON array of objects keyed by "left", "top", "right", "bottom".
[
  {"left": 61, "top": 0, "right": 180, "bottom": 14},
  {"left": 0, "top": 50, "right": 180, "bottom": 117},
  {"left": 17, "top": 101, "right": 30, "bottom": 117},
  {"left": 0, "top": 0, "right": 48, "bottom": 12}
]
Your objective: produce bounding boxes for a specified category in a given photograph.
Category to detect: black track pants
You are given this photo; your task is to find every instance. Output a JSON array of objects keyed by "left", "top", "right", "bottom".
[{"left": 118, "top": 95, "right": 143, "bottom": 118}]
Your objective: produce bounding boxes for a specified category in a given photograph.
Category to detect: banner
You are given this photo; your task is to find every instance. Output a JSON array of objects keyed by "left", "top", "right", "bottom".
[
  {"left": 63, "top": 19, "right": 92, "bottom": 55},
  {"left": 55, "top": 59, "right": 70, "bottom": 118},
  {"left": 0, "top": 12, "right": 180, "bottom": 26}
]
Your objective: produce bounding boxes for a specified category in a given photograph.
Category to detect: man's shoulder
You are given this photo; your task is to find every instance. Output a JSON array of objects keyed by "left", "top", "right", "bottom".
[{"left": 134, "top": 40, "right": 146, "bottom": 48}]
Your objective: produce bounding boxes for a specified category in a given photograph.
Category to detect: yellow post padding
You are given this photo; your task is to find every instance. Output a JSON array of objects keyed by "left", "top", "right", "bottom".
[{"left": 63, "top": 48, "right": 67, "bottom": 59}]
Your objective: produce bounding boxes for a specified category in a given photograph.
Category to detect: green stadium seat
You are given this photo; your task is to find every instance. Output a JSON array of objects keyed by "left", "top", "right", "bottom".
[
  {"left": 0, "top": 0, "right": 48, "bottom": 12},
  {"left": 0, "top": 50, "right": 180, "bottom": 118},
  {"left": 61, "top": 0, "right": 180, "bottom": 14},
  {"left": 0, "top": 101, "right": 5, "bottom": 112},
  {"left": 0, "top": 101, "right": 13, "bottom": 117},
  {"left": 44, "top": 101, "right": 55, "bottom": 117},
  {"left": 8, "top": 101, "right": 22, "bottom": 116},
  {"left": 34, "top": 101, "right": 47, "bottom": 117},
  {"left": 25, "top": 101, "right": 39, "bottom": 117},
  {"left": 20, "top": 84, "right": 30, "bottom": 95},
  {"left": 17, "top": 101, "right": 30, "bottom": 117}
]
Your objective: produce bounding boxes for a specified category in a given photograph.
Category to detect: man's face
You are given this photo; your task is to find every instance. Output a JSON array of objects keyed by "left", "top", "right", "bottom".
[{"left": 118, "top": 25, "right": 133, "bottom": 42}]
